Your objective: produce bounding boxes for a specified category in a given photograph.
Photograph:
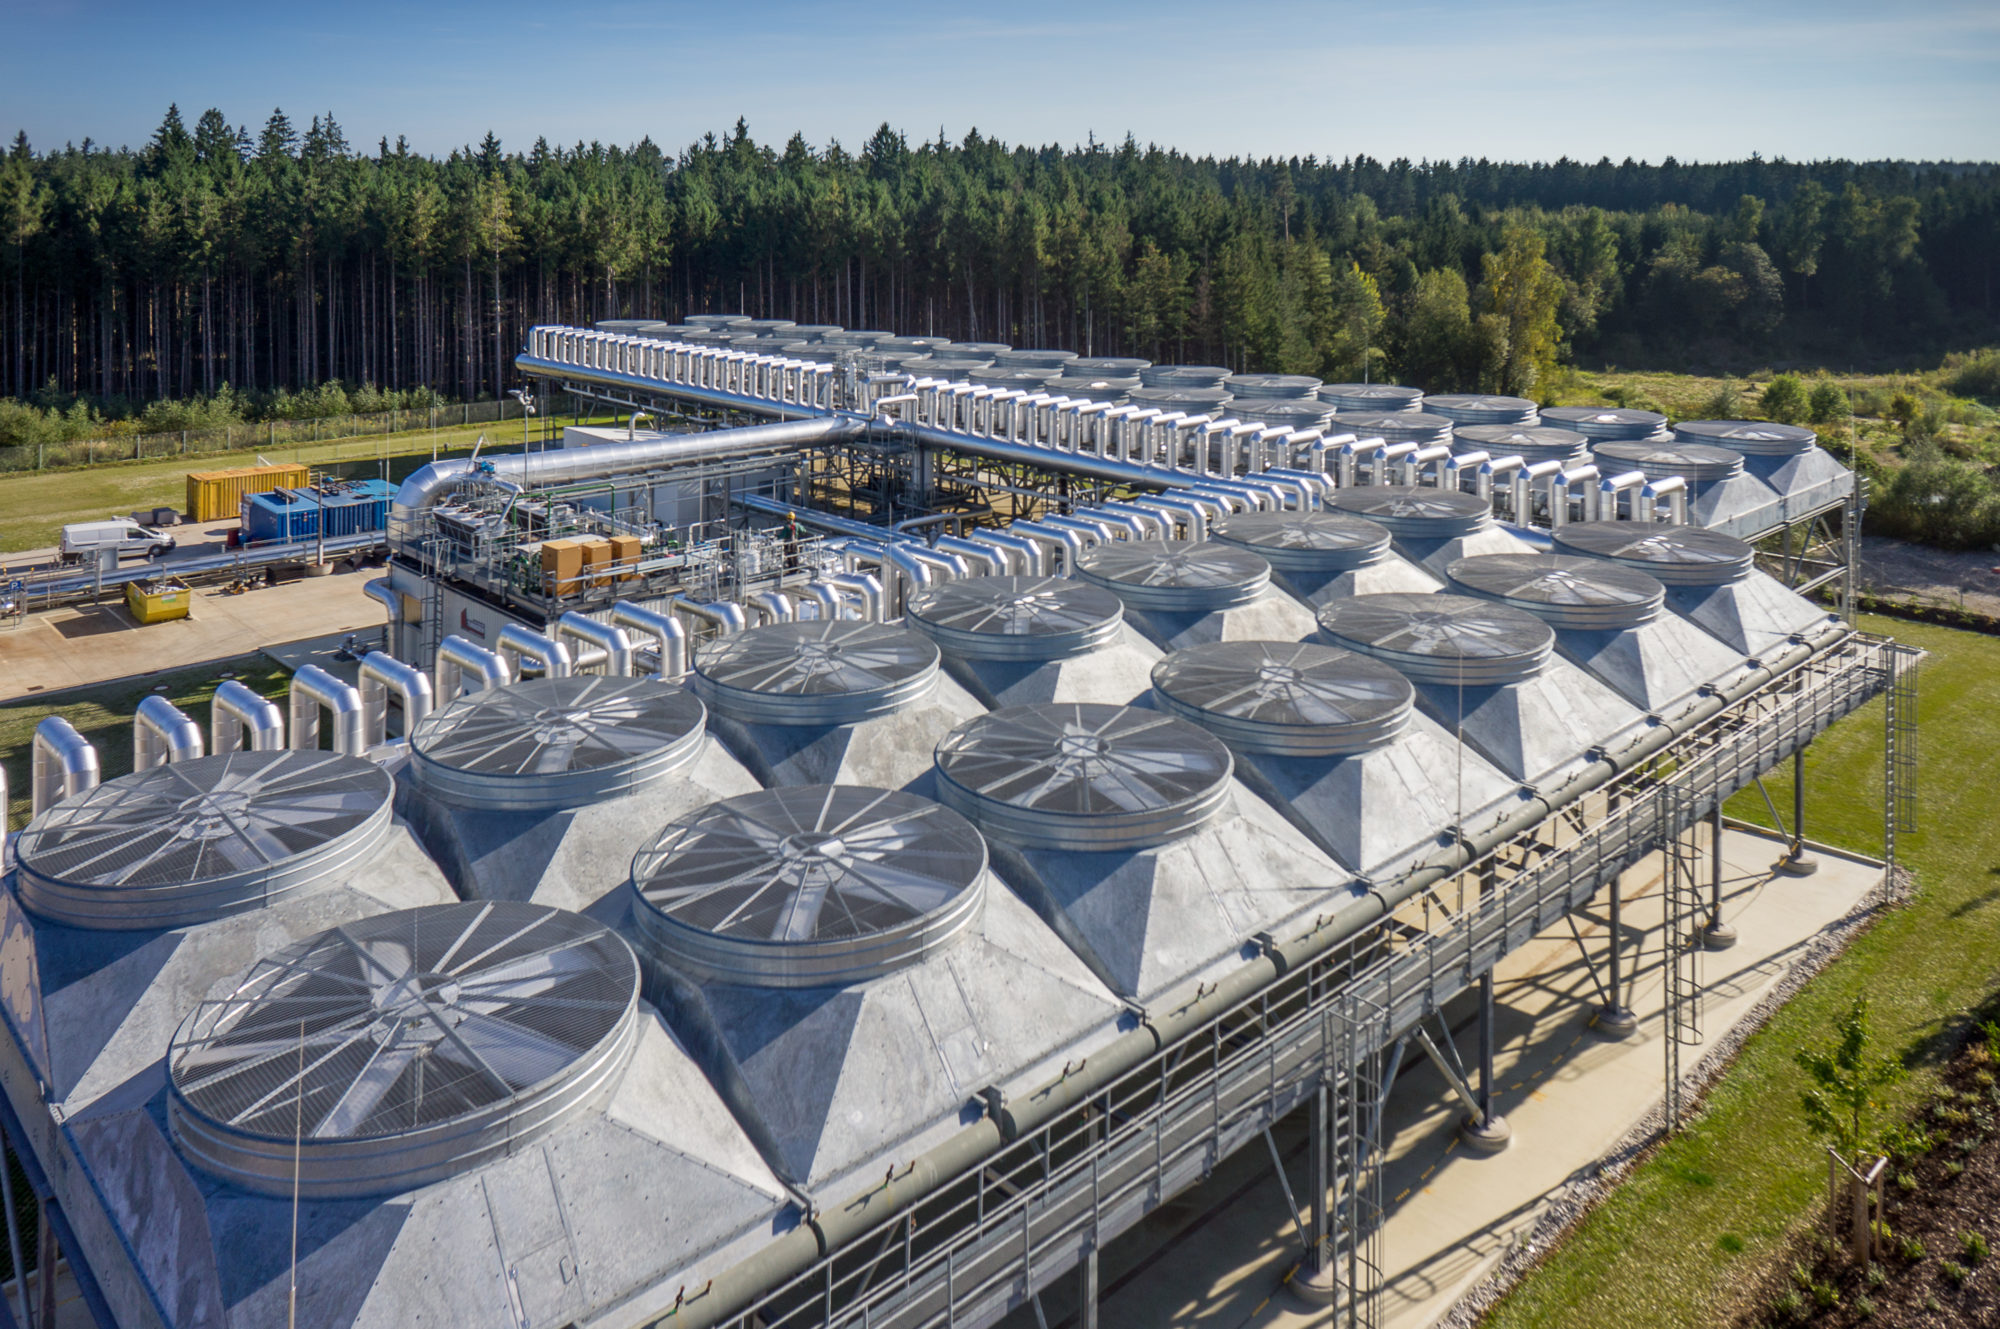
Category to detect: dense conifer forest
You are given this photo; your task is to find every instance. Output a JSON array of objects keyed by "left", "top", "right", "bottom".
[{"left": 1, "top": 106, "right": 1996, "bottom": 422}]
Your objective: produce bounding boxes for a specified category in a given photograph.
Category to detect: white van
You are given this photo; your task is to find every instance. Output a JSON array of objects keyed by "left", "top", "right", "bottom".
[{"left": 60, "top": 519, "right": 176, "bottom": 563}]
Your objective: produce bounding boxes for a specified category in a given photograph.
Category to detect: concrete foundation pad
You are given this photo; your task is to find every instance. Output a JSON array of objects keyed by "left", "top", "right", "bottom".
[{"left": 1000, "top": 825, "right": 1884, "bottom": 1329}]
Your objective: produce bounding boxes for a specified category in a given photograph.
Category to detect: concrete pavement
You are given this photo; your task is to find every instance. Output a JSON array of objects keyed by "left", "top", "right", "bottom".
[{"left": 0, "top": 563, "right": 386, "bottom": 700}]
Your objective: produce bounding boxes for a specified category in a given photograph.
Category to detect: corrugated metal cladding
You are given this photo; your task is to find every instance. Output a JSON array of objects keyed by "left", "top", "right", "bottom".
[{"left": 186, "top": 462, "right": 311, "bottom": 522}]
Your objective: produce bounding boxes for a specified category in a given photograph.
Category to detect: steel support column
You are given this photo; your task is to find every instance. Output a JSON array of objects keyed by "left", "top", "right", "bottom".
[
  {"left": 1779, "top": 745, "right": 1819, "bottom": 875},
  {"left": 1703, "top": 803, "right": 1738, "bottom": 948},
  {"left": 1077, "top": 1245, "right": 1098, "bottom": 1329},
  {"left": 1460, "top": 972, "right": 1512, "bottom": 1152},
  {"left": 1598, "top": 877, "right": 1639, "bottom": 1037}
]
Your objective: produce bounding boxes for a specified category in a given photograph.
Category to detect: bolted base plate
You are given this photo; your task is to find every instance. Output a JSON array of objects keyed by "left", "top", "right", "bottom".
[
  {"left": 1595, "top": 1005, "right": 1640, "bottom": 1038},
  {"left": 1460, "top": 1112, "right": 1513, "bottom": 1153}
]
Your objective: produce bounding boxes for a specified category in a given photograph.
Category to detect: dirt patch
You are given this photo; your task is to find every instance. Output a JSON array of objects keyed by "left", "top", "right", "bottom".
[
  {"left": 1734, "top": 1035, "right": 2000, "bottom": 1328},
  {"left": 1858, "top": 537, "right": 2000, "bottom": 619}
]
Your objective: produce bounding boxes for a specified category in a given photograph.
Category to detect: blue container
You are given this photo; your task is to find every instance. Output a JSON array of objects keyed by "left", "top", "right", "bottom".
[{"left": 241, "top": 479, "right": 393, "bottom": 544}]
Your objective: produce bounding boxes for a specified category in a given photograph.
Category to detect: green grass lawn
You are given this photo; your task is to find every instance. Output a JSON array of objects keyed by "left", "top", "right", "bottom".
[
  {"left": 0, "top": 412, "right": 627, "bottom": 554},
  {"left": 1483, "top": 615, "right": 2000, "bottom": 1329},
  {"left": 1, "top": 658, "right": 294, "bottom": 832}
]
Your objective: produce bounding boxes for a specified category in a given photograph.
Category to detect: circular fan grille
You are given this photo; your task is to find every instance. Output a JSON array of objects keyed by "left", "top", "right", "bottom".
[
  {"left": 1209, "top": 512, "right": 1393, "bottom": 574},
  {"left": 1317, "top": 384, "right": 1425, "bottom": 413},
  {"left": 13, "top": 750, "right": 392, "bottom": 931},
  {"left": 905, "top": 576, "right": 1125, "bottom": 661},
  {"left": 1672, "top": 419, "right": 1818, "bottom": 456},
  {"left": 1138, "top": 365, "right": 1232, "bottom": 389},
  {"left": 1417, "top": 395, "right": 1539, "bottom": 426},
  {"left": 933, "top": 703, "right": 1233, "bottom": 851},
  {"left": 1540, "top": 406, "right": 1671, "bottom": 441},
  {"left": 409, "top": 675, "right": 706, "bottom": 811},
  {"left": 167, "top": 902, "right": 639, "bottom": 1197},
  {"left": 631, "top": 786, "right": 988, "bottom": 987},
  {"left": 1150, "top": 641, "right": 1414, "bottom": 756},
  {"left": 1447, "top": 554, "right": 1666, "bottom": 629},
  {"left": 1062, "top": 357, "right": 1151, "bottom": 377},
  {"left": 1316, "top": 592, "right": 1555, "bottom": 685},
  {"left": 1327, "top": 485, "right": 1493, "bottom": 537},
  {"left": 693, "top": 620, "right": 940, "bottom": 725},
  {"left": 1551, "top": 521, "right": 1756, "bottom": 585},
  {"left": 1075, "top": 540, "right": 1272, "bottom": 612},
  {"left": 1592, "top": 440, "right": 1744, "bottom": 482},
  {"left": 1328, "top": 411, "right": 1454, "bottom": 444},
  {"left": 1451, "top": 424, "right": 1591, "bottom": 465},
  {"left": 1225, "top": 373, "right": 1322, "bottom": 400}
]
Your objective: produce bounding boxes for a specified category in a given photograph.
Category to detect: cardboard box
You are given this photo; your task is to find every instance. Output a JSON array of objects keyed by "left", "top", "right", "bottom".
[
  {"left": 541, "top": 539, "right": 584, "bottom": 596},
  {"left": 608, "top": 534, "right": 642, "bottom": 581},
  {"left": 578, "top": 538, "right": 613, "bottom": 589}
]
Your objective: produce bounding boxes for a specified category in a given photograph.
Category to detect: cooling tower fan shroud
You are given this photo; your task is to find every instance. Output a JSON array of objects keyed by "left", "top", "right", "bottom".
[
  {"left": 932, "top": 703, "right": 1234, "bottom": 852},
  {"left": 409, "top": 674, "right": 708, "bottom": 810},
  {"left": 11, "top": 749, "right": 393, "bottom": 930},
  {"left": 166, "top": 900, "right": 642, "bottom": 1198},
  {"left": 631, "top": 785, "right": 989, "bottom": 987}
]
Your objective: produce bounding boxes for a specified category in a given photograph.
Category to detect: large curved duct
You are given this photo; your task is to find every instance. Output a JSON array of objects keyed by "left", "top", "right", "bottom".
[
  {"left": 358, "top": 651, "right": 436, "bottom": 748},
  {"left": 30, "top": 716, "right": 98, "bottom": 816},
  {"left": 210, "top": 680, "right": 286, "bottom": 755},
  {"left": 132, "top": 696, "right": 204, "bottom": 771},
  {"left": 288, "top": 665, "right": 366, "bottom": 757},
  {"left": 610, "top": 601, "right": 690, "bottom": 678},
  {"left": 435, "top": 634, "right": 512, "bottom": 700},
  {"left": 555, "top": 612, "right": 637, "bottom": 676},
  {"left": 391, "top": 415, "right": 867, "bottom": 523}
]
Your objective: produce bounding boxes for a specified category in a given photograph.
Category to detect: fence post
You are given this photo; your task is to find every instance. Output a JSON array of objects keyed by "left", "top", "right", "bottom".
[{"left": 180, "top": 430, "right": 187, "bottom": 455}]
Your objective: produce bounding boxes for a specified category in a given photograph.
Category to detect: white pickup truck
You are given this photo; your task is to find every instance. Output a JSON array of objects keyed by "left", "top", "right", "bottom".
[{"left": 59, "top": 519, "right": 177, "bottom": 563}]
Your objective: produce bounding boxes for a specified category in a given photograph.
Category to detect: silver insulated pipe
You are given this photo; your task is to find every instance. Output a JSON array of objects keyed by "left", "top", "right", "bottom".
[
  {"left": 210, "top": 680, "right": 286, "bottom": 755},
  {"left": 132, "top": 695, "right": 205, "bottom": 771},
  {"left": 359, "top": 652, "right": 436, "bottom": 749},
  {"left": 31, "top": 716, "right": 100, "bottom": 815},
  {"left": 288, "top": 665, "right": 366, "bottom": 757}
]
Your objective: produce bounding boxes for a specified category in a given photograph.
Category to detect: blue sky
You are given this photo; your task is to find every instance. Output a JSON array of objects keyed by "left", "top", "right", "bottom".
[{"left": 6, "top": 0, "right": 1997, "bottom": 162}]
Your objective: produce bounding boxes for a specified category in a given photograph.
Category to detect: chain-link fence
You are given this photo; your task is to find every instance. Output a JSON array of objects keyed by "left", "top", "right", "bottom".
[{"left": 0, "top": 396, "right": 578, "bottom": 474}]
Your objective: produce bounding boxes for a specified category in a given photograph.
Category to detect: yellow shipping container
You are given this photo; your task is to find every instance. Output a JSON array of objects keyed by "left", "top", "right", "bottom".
[
  {"left": 125, "top": 579, "right": 192, "bottom": 624},
  {"left": 186, "top": 463, "right": 311, "bottom": 523}
]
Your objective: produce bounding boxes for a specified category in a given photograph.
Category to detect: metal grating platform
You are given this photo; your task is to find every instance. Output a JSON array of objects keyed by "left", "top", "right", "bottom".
[
  {"left": 1149, "top": 641, "right": 1414, "bottom": 756},
  {"left": 12, "top": 750, "right": 393, "bottom": 930},
  {"left": 933, "top": 703, "right": 1233, "bottom": 851},
  {"left": 167, "top": 901, "right": 640, "bottom": 1197},
  {"left": 409, "top": 675, "right": 707, "bottom": 810},
  {"left": 631, "top": 785, "right": 989, "bottom": 987}
]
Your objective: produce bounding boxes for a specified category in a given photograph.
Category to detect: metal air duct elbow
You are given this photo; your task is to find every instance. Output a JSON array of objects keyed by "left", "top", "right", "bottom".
[
  {"left": 496, "top": 623, "right": 576, "bottom": 679},
  {"left": 358, "top": 651, "right": 436, "bottom": 749},
  {"left": 745, "top": 591, "right": 797, "bottom": 626},
  {"left": 288, "top": 664, "right": 366, "bottom": 757},
  {"left": 1006, "top": 521, "right": 1087, "bottom": 577},
  {"left": 133, "top": 695, "right": 205, "bottom": 772},
  {"left": 435, "top": 634, "right": 513, "bottom": 700},
  {"left": 933, "top": 535, "right": 1008, "bottom": 577},
  {"left": 971, "top": 529, "right": 1044, "bottom": 577},
  {"left": 670, "top": 596, "right": 750, "bottom": 640},
  {"left": 30, "top": 716, "right": 99, "bottom": 816},
  {"left": 826, "top": 572, "right": 886, "bottom": 622},
  {"left": 210, "top": 679, "right": 286, "bottom": 755},
  {"left": 556, "top": 611, "right": 638, "bottom": 675},
  {"left": 1641, "top": 475, "right": 1690, "bottom": 525},
  {"left": 1597, "top": 469, "right": 1650, "bottom": 522},
  {"left": 610, "top": 601, "right": 690, "bottom": 678}
]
